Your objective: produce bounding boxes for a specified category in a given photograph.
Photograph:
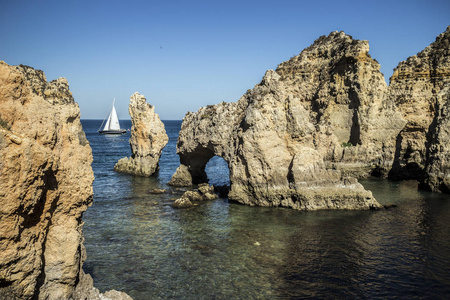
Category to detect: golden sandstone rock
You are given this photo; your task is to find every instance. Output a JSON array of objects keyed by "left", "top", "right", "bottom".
[
  {"left": 170, "top": 31, "right": 396, "bottom": 210},
  {"left": 114, "top": 92, "right": 168, "bottom": 177},
  {"left": 389, "top": 26, "right": 450, "bottom": 184},
  {"left": 170, "top": 26, "right": 450, "bottom": 208},
  {"left": 0, "top": 25, "right": 449, "bottom": 299},
  {"left": 0, "top": 62, "right": 130, "bottom": 299}
]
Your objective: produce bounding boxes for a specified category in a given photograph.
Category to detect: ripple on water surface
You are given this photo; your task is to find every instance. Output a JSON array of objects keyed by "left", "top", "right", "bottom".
[{"left": 81, "top": 120, "right": 450, "bottom": 299}]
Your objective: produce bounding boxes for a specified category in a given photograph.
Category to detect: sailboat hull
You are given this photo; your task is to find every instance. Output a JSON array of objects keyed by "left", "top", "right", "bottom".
[{"left": 98, "top": 129, "right": 127, "bottom": 134}]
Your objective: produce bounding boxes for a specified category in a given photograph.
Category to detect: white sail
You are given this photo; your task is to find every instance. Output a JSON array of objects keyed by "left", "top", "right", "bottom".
[
  {"left": 109, "top": 105, "right": 121, "bottom": 130},
  {"left": 99, "top": 98, "right": 126, "bottom": 134},
  {"left": 103, "top": 110, "right": 112, "bottom": 131},
  {"left": 102, "top": 101, "right": 121, "bottom": 131}
]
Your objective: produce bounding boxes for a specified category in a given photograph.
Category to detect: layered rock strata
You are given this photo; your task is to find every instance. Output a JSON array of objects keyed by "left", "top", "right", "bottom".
[
  {"left": 169, "top": 31, "right": 405, "bottom": 210},
  {"left": 115, "top": 92, "right": 168, "bottom": 177},
  {"left": 421, "top": 87, "right": 450, "bottom": 192},
  {"left": 0, "top": 62, "right": 130, "bottom": 299},
  {"left": 389, "top": 26, "right": 450, "bottom": 182}
]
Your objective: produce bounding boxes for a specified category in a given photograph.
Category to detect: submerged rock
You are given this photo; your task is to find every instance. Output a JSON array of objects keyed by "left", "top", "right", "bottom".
[
  {"left": 169, "top": 31, "right": 396, "bottom": 210},
  {"left": 172, "top": 195, "right": 194, "bottom": 208},
  {"left": 115, "top": 92, "right": 168, "bottom": 177},
  {"left": 0, "top": 61, "right": 130, "bottom": 299},
  {"left": 149, "top": 188, "right": 166, "bottom": 194}
]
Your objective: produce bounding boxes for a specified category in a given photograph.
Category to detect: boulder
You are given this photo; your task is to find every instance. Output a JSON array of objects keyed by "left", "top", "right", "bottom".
[
  {"left": 172, "top": 184, "right": 218, "bottom": 208},
  {"left": 172, "top": 196, "right": 194, "bottom": 208}
]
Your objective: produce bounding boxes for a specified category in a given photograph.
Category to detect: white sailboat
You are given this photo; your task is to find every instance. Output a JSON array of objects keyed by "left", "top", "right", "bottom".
[{"left": 98, "top": 99, "right": 126, "bottom": 134}]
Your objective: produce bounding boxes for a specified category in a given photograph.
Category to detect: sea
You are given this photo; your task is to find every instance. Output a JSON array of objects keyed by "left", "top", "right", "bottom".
[{"left": 81, "top": 119, "right": 450, "bottom": 299}]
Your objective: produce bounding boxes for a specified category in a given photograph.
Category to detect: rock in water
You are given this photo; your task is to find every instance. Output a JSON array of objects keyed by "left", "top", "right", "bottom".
[
  {"left": 114, "top": 92, "right": 168, "bottom": 177},
  {"left": 0, "top": 62, "right": 130, "bottom": 299},
  {"left": 169, "top": 31, "right": 396, "bottom": 210},
  {"left": 389, "top": 26, "right": 450, "bottom": 181},
  {"left": 172, "top": 184, "right": 218, "bottom": 208}
]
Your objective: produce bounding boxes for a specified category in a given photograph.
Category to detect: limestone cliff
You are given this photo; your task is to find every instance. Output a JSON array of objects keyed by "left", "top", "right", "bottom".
[
  {"left": 169, "top": 31, "right": 398, "bottom": 210},
  {"left": 389, "top": 26, "right": 450, "bottom": 180},
  {"left": 275, "top": 31, "right": 406, "bottom": 177},
  {"left": 421, "top": 87, "right": 450, "bottom": 192},
  {"left": 114, "top": 92, "right": 168, "bottom": 177},
  {"left": 0, "top": 62, "right": 130, "bottom": 299}
]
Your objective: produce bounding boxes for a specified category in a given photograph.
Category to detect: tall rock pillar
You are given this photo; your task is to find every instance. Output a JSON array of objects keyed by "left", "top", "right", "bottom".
[{"left": 115, "top": 92, "right": 168, "bottom": 177}]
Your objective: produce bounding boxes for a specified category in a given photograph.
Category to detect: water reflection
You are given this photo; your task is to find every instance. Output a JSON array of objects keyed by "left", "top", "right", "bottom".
[{"left": 81, "top": 120, "right": 450, "bottom": 299}]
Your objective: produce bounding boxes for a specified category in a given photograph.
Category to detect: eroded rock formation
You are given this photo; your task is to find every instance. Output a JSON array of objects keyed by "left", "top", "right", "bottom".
[
  {"left": 171, "top": 27, "right": 450, "bottom": 201},
  {"left": 169, "top": 31, "right": 411, "bottom": 210},
  {"left": 0, "top": 62, "right": 130, "bottom": 299},
  {"left": 172, "top": 183, "right": 218, "bottom": 208},
  {"left": 115, "top": 92, "right": 168, "bottom": 177},
  {"left": 389, "top": 26, "right": 450, "bottom": 182},
  {"left": 421, "top": 87, "right": 450, "bottom": 192}
]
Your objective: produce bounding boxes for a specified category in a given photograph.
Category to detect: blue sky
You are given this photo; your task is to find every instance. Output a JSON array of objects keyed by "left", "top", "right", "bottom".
[{"left": 1, "top": 0, "right": 449, "bottom": 120}]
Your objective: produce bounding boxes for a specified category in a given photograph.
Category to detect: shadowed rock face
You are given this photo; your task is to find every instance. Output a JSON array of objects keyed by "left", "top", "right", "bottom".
[
  {"left": 275, "top": 32, "right": 406, "bottom": 177},
  {"left": 0, "top": 61, "right": 130, "bottom": 299},
  {"left": 169, "top": 31, "right": 407, "bottom": 210},
  {"left": 114, "top": 92, "right": 168, "bottom": 177},
  {"left": 421, "top": 87, "right": 450, "bottom": 192},
  {"left": 171, "top": 27, "right": 450, "bottom": 200},
  {"left": 389, "top": 26, "right": 450, "bottom": 181}
]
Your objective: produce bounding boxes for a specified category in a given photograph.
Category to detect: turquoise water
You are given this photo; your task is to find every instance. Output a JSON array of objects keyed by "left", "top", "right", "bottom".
[{"left": 81, "top": 120, "right": 450, "bottom": 299}]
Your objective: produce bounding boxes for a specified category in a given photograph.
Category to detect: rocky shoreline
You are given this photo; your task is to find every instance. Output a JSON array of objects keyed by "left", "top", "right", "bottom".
[
  {"left": 0, "top": 26, "right": 449, "bottom": 299},
  {"left": 170, "top": 26, "right": 450, "bottom": 209},
  {"left": 0, "top": 62, "right": 130, "bottom": 299}
]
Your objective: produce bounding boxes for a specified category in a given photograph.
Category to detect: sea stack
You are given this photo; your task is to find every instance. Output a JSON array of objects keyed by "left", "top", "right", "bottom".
[
  {"left": 169, "top": 31, "right": 407, "bottom": 210},
  {"left": 114, "top": 92, "right": 168, "bottom": 177},
  {"left": 0, "top": 62, "right": 130, "bottom": 299}
]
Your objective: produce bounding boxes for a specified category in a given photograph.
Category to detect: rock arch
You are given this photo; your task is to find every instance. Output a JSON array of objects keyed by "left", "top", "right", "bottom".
[
  {"left": 204, "top": 155, "right": 231, "bottom": 187},
  {"left": 169, "top": 31, "right": 413, "bottom": 210}
]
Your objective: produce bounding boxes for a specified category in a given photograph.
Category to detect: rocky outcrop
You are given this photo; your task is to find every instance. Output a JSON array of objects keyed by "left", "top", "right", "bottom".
[
  {"left": 172, "top": 184, "right": 218, "bottom": 208},
  {"left": 421, "top": 87, "right": 450, "bottom": 192},
  {"left": 169, "top": 31, "right": 404, "bottom": 210},
  {"left": 171, "top": 27, "right": 450, "bottom": 199},
  {"left": 275, "top": 32, "right": 407, "bottom": 177},
  {"left": 114, "top": 92, "right": 168, "bottom": 177},
  {"left": 389, "top": 26, "right": 450, "bottom": 180},
  {"left": 0, "top": 61, "right": 130, "bottom": 299}
]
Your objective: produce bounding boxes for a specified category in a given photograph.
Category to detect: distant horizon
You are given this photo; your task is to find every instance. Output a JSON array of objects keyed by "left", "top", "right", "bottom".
[{"left": 1, "top": 0, "right": 449, "bottom": 120}]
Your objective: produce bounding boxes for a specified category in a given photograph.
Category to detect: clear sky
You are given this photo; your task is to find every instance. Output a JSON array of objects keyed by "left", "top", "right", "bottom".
[{"left": 1, "top": 0, "right": 449, "bottom": 120}]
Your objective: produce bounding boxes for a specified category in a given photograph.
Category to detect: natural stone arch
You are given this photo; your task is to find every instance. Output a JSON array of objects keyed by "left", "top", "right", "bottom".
[
  {"left": 169, "top": 100, "right": 243, "bottom": 187},
  {"left": 169, "top": 30, "right": 412, "bottom": 210},
  {"left": 180, "top": 146, "right": 216, "bottom": 184},
  {"left": 205, "top": 155, "right": 231, "bottom": 187}
]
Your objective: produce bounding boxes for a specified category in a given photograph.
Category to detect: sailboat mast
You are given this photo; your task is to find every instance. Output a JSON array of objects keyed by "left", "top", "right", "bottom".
[{"left": 109, "top": 98, "right": 115, "bottom": 129}]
